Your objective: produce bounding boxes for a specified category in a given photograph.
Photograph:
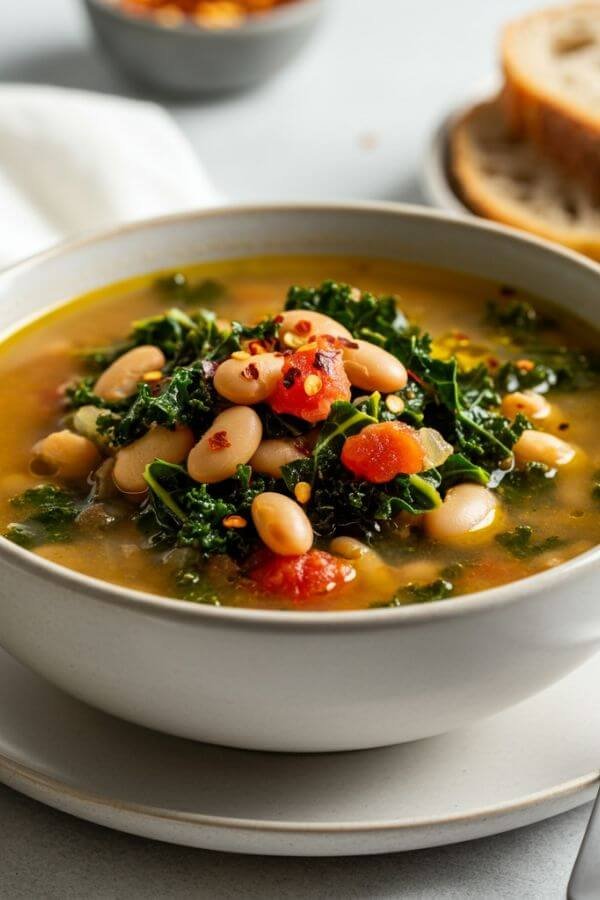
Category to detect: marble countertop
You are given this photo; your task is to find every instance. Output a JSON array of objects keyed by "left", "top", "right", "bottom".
[{"left": 0, "top": 0, "right": 592, "bottom": 896}]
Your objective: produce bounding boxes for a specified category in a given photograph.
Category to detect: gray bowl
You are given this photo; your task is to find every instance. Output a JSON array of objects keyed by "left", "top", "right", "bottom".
[{"left": 83, "top": 0, "right": 324, "bottom": 96}]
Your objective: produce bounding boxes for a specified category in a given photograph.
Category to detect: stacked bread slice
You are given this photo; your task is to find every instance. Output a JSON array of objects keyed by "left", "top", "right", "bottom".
[{"left": 450, "top": 3, "right": 600, "bottom": 260}]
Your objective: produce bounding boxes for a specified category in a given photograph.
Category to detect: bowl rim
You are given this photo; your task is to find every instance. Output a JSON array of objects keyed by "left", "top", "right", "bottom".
[
  {"left": 0, "top": 199, "right": 598, "bottom": 631},
  {"left": 84, "top": 0, "right": 324, "bottom": 35}
]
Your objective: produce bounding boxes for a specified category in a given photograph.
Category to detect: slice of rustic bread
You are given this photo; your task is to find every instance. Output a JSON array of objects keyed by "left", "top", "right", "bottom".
[
  {"left": 450, "top": 98, "right": 600, "bottom": 260},
  {"left": 502, "top": 3, "right": 600, "bottom": 194}
]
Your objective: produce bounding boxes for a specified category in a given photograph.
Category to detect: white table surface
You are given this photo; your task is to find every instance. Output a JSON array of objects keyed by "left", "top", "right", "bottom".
[{"left": 0, "top": 0, "right": 594, "bottom": 896}]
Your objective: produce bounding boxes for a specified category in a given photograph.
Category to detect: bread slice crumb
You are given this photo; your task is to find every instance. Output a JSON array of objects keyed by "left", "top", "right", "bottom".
[
  {"left": 502, "top": 3, "right": 600, "bottom": 193},
  {"left": 450, "top": 98, "right": 600, "bottom": 261}
]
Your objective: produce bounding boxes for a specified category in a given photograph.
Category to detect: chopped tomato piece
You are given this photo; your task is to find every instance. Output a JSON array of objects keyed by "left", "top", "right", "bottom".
[
  {"left": 268, "top": 337, "right": 351, "bottom": 423},
  {"left": 248, "top": 549, "right": 355, "bottom": 600},
  {"left": 341, "top": 421, "right": 424, "bottom": 482}
]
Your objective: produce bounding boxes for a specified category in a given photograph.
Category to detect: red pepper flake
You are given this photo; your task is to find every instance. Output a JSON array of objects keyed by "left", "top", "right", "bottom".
[
  {"left": 313, "top": 349, "right": 337, "bottom": 375},
  {"left": 208, "top": 430, "right": 231, "bottom": 451},
  {"left": 294, "top": 319, "right": 312, "bottom": 336},
  {"left": 283, "top": 366, "right": 301, "bottom": 389},
  {"left": 273, "top": 314, "right": 284, "bottom": 324},
  {"left": 241, "top": 363, "right": 260, "bottom": 381},
  {"left": 487, "top": 356, "right": 499, "bottom": 369},
  {"left": 335, "top": 337, "right": 359, "bottom": 350}
]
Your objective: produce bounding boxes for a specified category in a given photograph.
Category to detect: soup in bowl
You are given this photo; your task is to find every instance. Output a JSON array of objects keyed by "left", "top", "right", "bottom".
[
  {"left": 1, "top": 256, "right": 598, "bottom": 612},
  {"left": 0, "top": 204, "right": 597, "bottom": 751}
]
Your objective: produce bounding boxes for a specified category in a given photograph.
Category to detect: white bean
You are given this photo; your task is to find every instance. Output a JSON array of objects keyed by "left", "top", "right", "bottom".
[
  {"left": 31, "top": 430, "right": 101, "bottom": 483},
  {"left": 424, "top": 484, "right": 499, "bottom": 542},
  {"left": 113, "top": 425, "right": 194, "bottom": 494},
  {"left": 94, "top": 345, "right": 165, "bottom": 402},
  {"left": 188, "top": 406, "right": 262, "bottom": 484},
  {"left": 250, "top": 438, "right": 307, "bottom": 479},
  {"left": 501, "top": 390, "right": 550, "bottom": 421},
  {"left": 342, "top": 340, "right": 407, "bottom": 392},
  {"left": 251, "top": 491, "right": 313, "bottom": 555},
  {"left": 513, "top": 429, "right": 575, "bottom": 467},
  {"left": 214, "top": 352, "right": 284, "bottom": 405},
  {"left": 277, "top": 310, "right": 351, "bottom": 348},
  {"left": 329, "top": 537, "right": 396, "bottom": 593},
  {"left": 329, "top": 536, "right": 370, "bottom": 559}
]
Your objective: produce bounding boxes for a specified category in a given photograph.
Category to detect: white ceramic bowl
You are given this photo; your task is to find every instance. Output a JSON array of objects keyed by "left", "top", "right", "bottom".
[
  {"left": 83, "top": 0, "right": 325, "bottom": 96},
  {"left": 0, "top": 204, "right": 598, "bottom": 753}
]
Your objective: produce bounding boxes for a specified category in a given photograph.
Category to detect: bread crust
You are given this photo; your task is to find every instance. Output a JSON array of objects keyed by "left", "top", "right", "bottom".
[
  {"left": 501, "top": 3, "right": 600, "bottom": 195},
  {"left": 450, "top": 100, "right": 600, "bottom": 261}
]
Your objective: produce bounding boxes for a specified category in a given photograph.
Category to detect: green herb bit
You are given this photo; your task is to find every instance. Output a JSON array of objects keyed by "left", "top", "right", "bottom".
[
  {"left": 497, "top": 462, "right": 556, "bottom": 506},
  {"left": 495, "top": 525, "right": 563, "bottom": 559},
  {"left": 378, "top": 578, "right": 454, "bottom": 607},
  {"left": 5, "top": 485, "right": 83, "bottom": 548},
  {"left": 65, "top": 376, "right": 107, "bottom": 410},
  {"left": 175, "top": 569, "right": 222, "bottom": 606},
  {"left": 496, "top": 346, "right": 599, "bottom": 394},
  {"left": 440, "top": 562, "right": 466, "bottom": 580},
  {"left": 155, "top": 273, "right": 226, "bottom": 306},
  {"left": 485, "top": 299, "right": 550, "bottom": 335},
  {"left": 403, "top": 578, "right": 454, "bottom": 603}
]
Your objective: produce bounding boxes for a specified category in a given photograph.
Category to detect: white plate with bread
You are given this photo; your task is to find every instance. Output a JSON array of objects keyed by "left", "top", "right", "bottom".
[{"left": 422, "top": 2, "right": 600, "bottom": 263}]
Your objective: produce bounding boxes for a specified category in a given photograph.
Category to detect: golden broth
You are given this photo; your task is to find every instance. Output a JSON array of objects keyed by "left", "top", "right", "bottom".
[{"left": 0, "top": 255, "right": 598, "bottom": 611}]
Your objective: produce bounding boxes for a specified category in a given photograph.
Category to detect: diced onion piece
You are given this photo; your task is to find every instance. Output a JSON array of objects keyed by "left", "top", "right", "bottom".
[
  {"left": 72, "top": 405, "right": 106, "bottom": 445},
  {"left": 416, "top": 428, "right": 454, "bottom": 469}
]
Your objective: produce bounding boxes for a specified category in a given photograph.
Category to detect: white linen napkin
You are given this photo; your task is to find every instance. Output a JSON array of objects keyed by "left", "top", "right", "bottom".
[{"left": 0, "top": 84, "right": 220, "bottom": 268}]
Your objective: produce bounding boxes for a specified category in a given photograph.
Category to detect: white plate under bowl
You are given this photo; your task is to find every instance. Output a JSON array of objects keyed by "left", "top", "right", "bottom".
[
  {"left": 0, "top": 645, "right": 598, "bottom": 856},
  {"left": 421, "top": 92, "right": 491, "bottom": 215}
]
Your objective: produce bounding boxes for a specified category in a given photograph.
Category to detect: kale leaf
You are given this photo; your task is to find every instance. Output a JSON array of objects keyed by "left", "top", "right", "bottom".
[
  {"left": 206, "top": 317, "right": 280, "bottom": 361},
  {"left": 279, "top": 398, "right": 441, "bottom": 538},
  {"left": 138, "top": 461, "right": 274, "bottom": 559},
  {"left": 65, "top": 376, "right": 108, "bottom": 410},
  {"left": 155, "top": 273, "right": 226, "bottom": 306},
  {"left": 496, "top": 462, "right": 556, "bottom": 506},
  {"left": 285, "top": 280, "right": 409, "bottom": 345},
  {"left": 496, "top": 346, "right": 600, "bottom": 394},
  {"left": 5, "top": 485, "right": 83, "bottom": 548},
  {"left": 98, "top": 365, "right": 215, "bottom": 446},
  {"left": 133, "top": 308, "right": 222, "bottom": 366},
  {"left": 485, "top": 298, "right": 549, "bottom": 335},
  {"left": 282, "top": 400, "right": 442, "bottom": 539},
  {"left": 495, "top": 525, "right": 563, "bottom": 559},
  {"left": 438, "top": 454, "right": 490, "bottom": 490},
  {"left": 309, "top": 400, "right": 377, "bottom": 474},
  {"left": 396, "top": 335, "right": 528, "bottom": 465},
  {"left": 284, "top": 472, "right": 441, "bottom": 540},
  {"left": 378, "top": 578, "right": 454, "bottom": 607}
]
